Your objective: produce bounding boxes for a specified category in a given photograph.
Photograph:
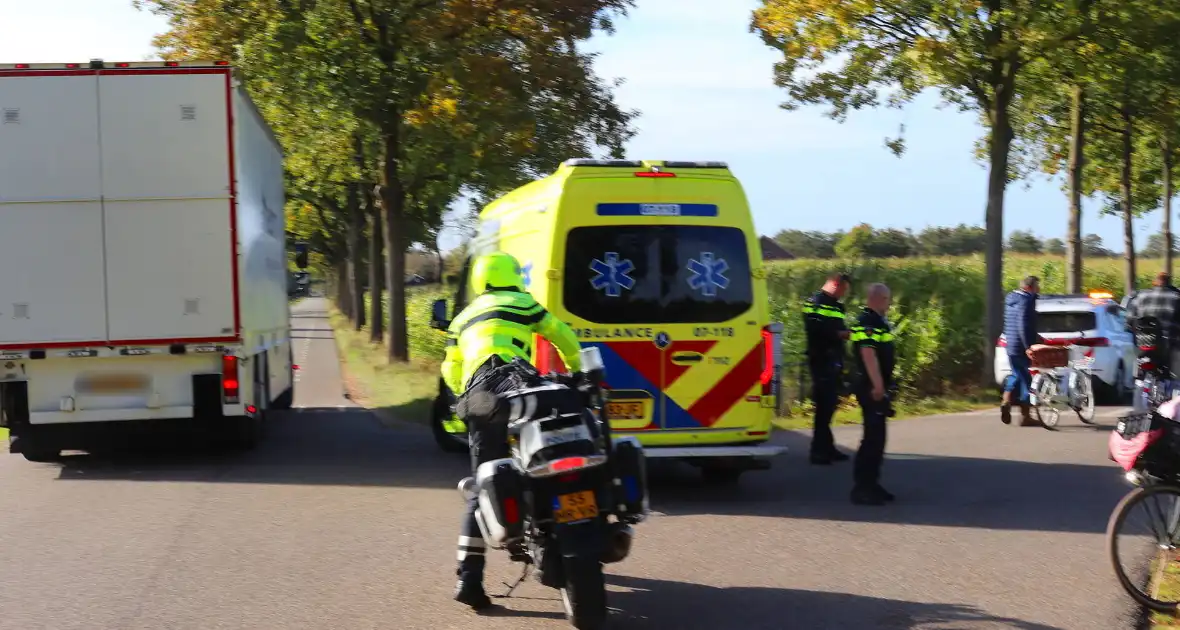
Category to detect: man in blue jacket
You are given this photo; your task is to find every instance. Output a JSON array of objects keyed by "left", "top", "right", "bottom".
[{"left": 1002, "top": 276, "right": 1042, "bottom": 426}]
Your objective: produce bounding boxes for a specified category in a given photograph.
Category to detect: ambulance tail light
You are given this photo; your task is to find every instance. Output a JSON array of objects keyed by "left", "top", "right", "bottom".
[
  {"left": 222, "top": 355, "right": 240, "bottom": 404},
  {"left": 761, "top": 323, "right": 784, "bottom": 396}
]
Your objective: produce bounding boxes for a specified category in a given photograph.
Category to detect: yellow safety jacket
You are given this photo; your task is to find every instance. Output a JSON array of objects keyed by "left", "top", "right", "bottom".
[{"left": 441, "top": 290, "right": 583, "bottom": 397}]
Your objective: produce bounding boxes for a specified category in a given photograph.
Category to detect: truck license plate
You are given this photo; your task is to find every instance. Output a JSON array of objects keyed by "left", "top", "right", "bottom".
[
  {"left": 606, "top": 401, "right": 645, "bottom": 420},
  {"left": 553, "top": 491, "right": 598, "bottom": 523},
  {"left": 77, "top": 373, "right": 150, "bottom": 394}
]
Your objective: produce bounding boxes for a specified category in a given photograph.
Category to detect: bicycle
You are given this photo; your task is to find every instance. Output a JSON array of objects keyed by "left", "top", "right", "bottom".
[
  {"left": 1028, "top": 343, "right": 1096, "bottom": 430},
  {"left": 1106, "top": 410, "right": 1180, "bottom": 612}
]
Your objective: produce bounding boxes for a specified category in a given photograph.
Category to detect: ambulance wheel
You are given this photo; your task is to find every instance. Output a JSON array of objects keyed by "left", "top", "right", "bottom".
[
  {"left": 701, "top": 467, "right": 744, "bottom": 485},
  {"left": 432, "top": 394, "right": 468, "bottom": 454}
]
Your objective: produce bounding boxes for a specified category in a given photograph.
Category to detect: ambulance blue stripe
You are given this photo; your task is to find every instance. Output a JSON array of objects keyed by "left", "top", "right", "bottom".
[
  {"left": 589, "top": 342, "right": 703, "bottom": 430},
  {"left": 596, "top": 203, "right": 719, "bottom": 217},
  {"left": 587, "top": 342, "right": 658, "bottom": 398}
]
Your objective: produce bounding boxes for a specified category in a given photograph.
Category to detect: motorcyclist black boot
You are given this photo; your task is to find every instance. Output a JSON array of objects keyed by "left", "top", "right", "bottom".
[{"left": 454, "top": 580, "right": 493, "bottom": 610}]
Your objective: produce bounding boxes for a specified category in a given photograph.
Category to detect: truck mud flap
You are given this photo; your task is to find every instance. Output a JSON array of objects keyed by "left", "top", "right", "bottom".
[{"left": 192, "top": 373, "right": 224, "bottom": 419}]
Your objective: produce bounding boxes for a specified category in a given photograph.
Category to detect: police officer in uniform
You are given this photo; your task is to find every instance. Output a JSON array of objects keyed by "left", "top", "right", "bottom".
[
  {"left": 441, "top": 251, "right": 584, "bottom": 610},
  {"left": 803, "top": 272, "right": 852, "bottom": 464},
  {"left": 849, "top": 283, "right": 897, "bottom": 506}
]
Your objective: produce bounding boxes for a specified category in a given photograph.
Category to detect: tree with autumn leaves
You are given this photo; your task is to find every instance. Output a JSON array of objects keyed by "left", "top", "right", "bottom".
[
  {"left": 751, "top": 0, "right": 1180, "bottom": 380},
  {"left": 137, "top": 0, "right": 636, "bottom": 362}
]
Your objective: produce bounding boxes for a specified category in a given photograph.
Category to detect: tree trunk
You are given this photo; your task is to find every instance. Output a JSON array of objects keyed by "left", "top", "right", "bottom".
[
  {"left": 983, "top": 63, "right": 1017, "bottom": 383},
  {"left": 1066, "top": 84, "right": 1086, "bottom": 294},
  {"left": 369, "top": 187, "right": 385, "bottom": 344},
  {"left": 1121, "top": 110, "right": 1136, "bottom": 295},
  {"left": 347, "top": 182, "right": 366, "bottom": 331},
  {"left": 1164, "top": 137, "right": 1174, "bottom": 277},
  {"left": 336, "top": 259, "right": 351, "bottom": 315},
  {"left": 380, "top": 129, "right": 410, "bottom": 362}
]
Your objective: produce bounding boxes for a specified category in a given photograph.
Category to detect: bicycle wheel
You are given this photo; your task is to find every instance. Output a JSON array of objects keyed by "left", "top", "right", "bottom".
[
  {"left": 1107, "top": 483, "right": 1180, "bottom": 613},
  {"left": 1034, "top": 377, "right": 1060, "bottom": 430},
  {"left": 1073, "top": 370, "right": 1097, "bottom": 424}
]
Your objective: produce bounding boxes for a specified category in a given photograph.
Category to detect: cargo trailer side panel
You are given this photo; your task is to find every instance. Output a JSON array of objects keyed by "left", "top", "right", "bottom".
[
  {"left": 232, "top": 87, "right": 288, "bottom": 341},
  {"left": 0, "top": 72, "right": 109, "bottom": 345},
  {"left": 98, "top": 70, "right": 238, "bottom": 343}
]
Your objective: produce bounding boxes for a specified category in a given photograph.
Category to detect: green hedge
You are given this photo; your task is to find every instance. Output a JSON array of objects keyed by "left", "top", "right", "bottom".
[{"left": 768, "top": 255, "right": 1155, "bottom": 395}]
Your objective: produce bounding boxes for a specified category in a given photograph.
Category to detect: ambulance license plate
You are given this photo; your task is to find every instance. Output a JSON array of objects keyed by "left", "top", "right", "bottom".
[
  {"left": 553, "top": 491, "right": 599, "bottom": 523},
  {"left": 606, "top": 401, "right": 645, "bottom": 420}
]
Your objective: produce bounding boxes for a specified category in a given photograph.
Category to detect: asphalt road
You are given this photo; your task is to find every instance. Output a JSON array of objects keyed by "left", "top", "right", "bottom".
[{"left": 0, "top": 297, "right": 1143, "bottom": 629}]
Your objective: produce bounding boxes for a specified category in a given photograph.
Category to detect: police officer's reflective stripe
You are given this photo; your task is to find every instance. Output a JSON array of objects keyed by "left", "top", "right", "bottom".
[
  {"left": 454, "top": 304, "right": 547, "bottom": 334},
  {"left": 457, "top": 535, "right": 486, "bottom": 561},
  {"left": 850, "top": 326, "right": 895, "bottom": 343},
  {"left": 802, "top": 304, "right": 845, "bottom": 318},
  {"left": 443, "top": 416, "right": 467, "bottom": 433}
]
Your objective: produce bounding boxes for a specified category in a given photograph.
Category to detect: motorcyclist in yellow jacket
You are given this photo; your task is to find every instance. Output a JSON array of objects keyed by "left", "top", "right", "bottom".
[{"left": 444, "top": 251, "right": 583, "bottom": 610}]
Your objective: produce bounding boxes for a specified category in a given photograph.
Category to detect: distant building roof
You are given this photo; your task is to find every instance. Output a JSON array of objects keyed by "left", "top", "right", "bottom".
[{"left": 760, "top": 236, "right": 795, "bottom": 261}]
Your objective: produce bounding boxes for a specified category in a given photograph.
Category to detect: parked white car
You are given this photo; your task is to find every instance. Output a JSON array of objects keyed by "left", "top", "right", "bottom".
[{"left": 994, "top": 292, "right": 1136, "bottom": 402}]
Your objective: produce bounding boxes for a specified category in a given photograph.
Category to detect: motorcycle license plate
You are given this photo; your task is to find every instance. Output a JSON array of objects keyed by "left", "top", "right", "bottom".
[
  {"left": 553, "top": 490, "right": 599, "bottom": 523},
  {"left": 606, "top": 400, "right": 645, "bottom": 420}
]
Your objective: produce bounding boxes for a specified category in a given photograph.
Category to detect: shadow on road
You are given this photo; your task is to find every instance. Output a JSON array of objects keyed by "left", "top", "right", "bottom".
[
  {"left": 45, "top": 404, "right": 1128, "bottom": 535},
  {"left": 603, "top": 574, "right": 1067, "bottom": 630},
  {"left": 51, "top": 407, "right": 469, "bottom": 490},
  {"left": 645, "top": 427, "right": 1127, "bottom": 534}
]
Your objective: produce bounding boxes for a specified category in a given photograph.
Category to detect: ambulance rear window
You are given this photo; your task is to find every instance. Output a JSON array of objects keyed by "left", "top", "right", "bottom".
[{"left": 563, "top": 225, "right": 753, "bottom": 324}]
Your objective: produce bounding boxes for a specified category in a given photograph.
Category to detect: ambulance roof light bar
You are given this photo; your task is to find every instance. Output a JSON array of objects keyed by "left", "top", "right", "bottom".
[
  {"left": 563, "top": 159, "right": 644, "bottom": 168},
  {"left": 662, "top": 161, "right": 729, "bottom": 168}
]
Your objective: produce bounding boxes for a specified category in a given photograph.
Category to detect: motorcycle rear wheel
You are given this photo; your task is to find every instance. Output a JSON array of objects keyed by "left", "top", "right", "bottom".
[{"left": 561, "top": 556, "right": 607, "bottom": 630}]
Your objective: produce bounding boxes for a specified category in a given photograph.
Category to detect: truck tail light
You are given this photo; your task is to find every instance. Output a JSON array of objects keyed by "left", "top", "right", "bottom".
[{"left": 222, "top": 355, "right": 240, "bottom": 403}]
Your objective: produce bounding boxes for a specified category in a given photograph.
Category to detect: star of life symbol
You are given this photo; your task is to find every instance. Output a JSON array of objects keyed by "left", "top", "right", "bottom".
[
  {"left": 521, "top": 262, "right": 533, "bottom": 289},
  {"left": 654, "top": 332, "right": 671, "bottom": 349},
  {"left": 687, "top": 252, "right": 730, "bottom": 297},
  {"left": 589, "top": 252, "right": 635, "bottom": 297}
]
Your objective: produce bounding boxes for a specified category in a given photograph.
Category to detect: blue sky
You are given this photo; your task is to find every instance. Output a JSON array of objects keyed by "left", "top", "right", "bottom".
[{"left": 1, "top": 0, "right": 1158, "bottom": 251}]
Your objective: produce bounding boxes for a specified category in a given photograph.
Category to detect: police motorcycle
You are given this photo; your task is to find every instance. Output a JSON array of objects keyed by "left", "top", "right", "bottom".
[{"left": 457, "top": 346, "right": 649, "bottom": 630}]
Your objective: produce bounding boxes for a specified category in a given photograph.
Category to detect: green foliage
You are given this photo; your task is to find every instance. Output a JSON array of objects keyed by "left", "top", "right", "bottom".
[
  {"left": 834, "top": 223, "right": 915, "bottom": 258},
  {"left": 1044, "top": 237, "right": 1066, "bottom": 255},
  {"left": 772, "top": 229, "right": 842, "bottom": 259},
  {"left": 1007, "top": 230, "right": 1044, "bottom": 254}
]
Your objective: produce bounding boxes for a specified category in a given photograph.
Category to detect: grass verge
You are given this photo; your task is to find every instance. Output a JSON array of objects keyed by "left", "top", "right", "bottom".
[
  {"left": 328, "top": 308, "right": 440, "bottom": 426},
  {"left": 1150, "top": 562, "right": 1180, "bottom": 628},
  {"left": 772, "top": 394, "right": 994, "bottom": 431}
]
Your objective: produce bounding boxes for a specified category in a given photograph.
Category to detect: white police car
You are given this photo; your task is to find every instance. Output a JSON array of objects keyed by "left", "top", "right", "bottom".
[{"left": 994, "top": 292, "right": 1137, "bottom": 402}]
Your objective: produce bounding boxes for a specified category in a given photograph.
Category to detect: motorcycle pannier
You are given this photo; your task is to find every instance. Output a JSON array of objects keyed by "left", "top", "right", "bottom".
[
  {"left": 610, "top": 437, "right": 649, "bottom": 520},
  {"left": 474, "top": 458, "right": 525, "bottom": 546}
]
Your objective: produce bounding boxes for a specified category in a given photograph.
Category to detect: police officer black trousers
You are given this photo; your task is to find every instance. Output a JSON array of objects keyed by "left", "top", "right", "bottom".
[{"left": 854, "top": 396, "right": 887, "bottom": 497}]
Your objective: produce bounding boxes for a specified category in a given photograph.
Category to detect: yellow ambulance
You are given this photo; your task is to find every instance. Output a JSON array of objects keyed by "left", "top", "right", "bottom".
[{"left": 429, "top": 159, "right": 787, "bottom": 482}]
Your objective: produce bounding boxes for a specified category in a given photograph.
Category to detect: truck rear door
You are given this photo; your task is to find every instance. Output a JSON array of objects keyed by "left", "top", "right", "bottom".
[
  {"left": 0, "top": 71, "right": 109, "bottom": 345},
  {"left": 98, "top": 71, "right": 236, "bottom": 342}
]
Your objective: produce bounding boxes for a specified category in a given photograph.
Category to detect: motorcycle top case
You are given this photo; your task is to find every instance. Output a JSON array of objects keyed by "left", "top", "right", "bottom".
[
  {"left": 474, "top": 457, "right": 526, "bottom": 547},
  {"left": 505, "top": 383, "right": 602, "bottom": 469},
  {"left": 610, "top": 436, "right": 649, "bottom": 520}
]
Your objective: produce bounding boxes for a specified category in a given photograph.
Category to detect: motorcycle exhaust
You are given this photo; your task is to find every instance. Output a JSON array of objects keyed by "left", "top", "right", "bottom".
[{"left": 602, "top": 523, "right": 634, "bottom": 564}]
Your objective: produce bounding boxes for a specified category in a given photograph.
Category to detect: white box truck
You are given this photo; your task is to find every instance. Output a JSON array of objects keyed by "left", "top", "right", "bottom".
[{"left": 0, "top": 60, "right": 295, "bottom": 461}]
